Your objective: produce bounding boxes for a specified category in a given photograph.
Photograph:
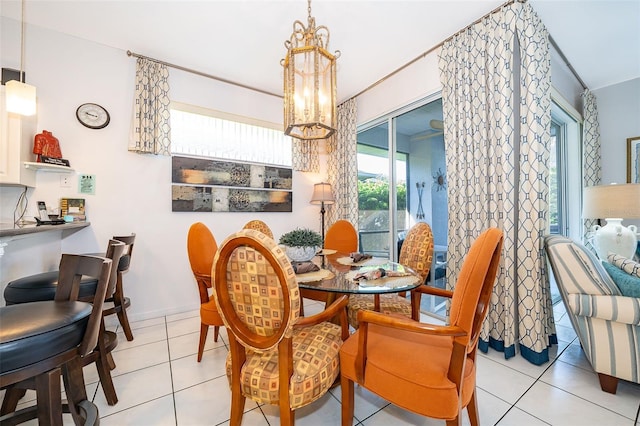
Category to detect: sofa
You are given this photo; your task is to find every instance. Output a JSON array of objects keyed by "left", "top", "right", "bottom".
[{"left": 544, "top": 235, "right": 640, "bottom": 394}]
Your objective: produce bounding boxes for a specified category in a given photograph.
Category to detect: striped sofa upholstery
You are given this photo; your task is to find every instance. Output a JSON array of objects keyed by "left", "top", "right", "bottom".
[{"left": 544, "top": 235, "right": 640, "bottom": 394}]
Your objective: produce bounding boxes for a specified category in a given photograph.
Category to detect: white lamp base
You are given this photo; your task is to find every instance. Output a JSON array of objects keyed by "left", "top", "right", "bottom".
[{"left": 591, "top": 218, "right": 638, "bottom": 260}]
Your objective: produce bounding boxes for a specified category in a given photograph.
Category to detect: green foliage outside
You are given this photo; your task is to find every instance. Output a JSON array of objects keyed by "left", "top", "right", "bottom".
[{"left": 358, "top": 178, "right": 406, "bottom": 211}]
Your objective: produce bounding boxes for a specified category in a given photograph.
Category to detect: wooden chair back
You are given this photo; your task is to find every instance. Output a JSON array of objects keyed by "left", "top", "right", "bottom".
[
  {"left": 324, "top": 220, "right": 358, "bottom": 253},
  {"left": 55, "top": 253, "right": 115, "bottom": 357},
  {"left": 112, "top": 233, "right": 135, "bottom": 274},
  {"left": 187, "top": 222, "right": 218, "bottom": 304},
  {"left": 242, "top": 220, "right": 274, "bottom": 239}
]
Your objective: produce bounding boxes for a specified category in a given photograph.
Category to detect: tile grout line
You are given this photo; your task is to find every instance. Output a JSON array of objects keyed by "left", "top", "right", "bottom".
[
  {"left": 493, "top": 336, "right": 575, "bottom": 425},
  {"left": 164, "top": 315, "right": 180, "bottom": 426}
]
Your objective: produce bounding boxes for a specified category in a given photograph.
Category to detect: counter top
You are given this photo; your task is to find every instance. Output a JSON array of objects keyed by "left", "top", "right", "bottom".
[{"left": 0, "top": 221, "right": 90, "bottom": 238}]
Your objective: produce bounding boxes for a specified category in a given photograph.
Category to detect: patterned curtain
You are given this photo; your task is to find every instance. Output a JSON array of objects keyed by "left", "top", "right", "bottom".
[
  {"left": 582, "top": 90, "right": 602, "bottom": 244},
  {"left": 292, "top": 139, "right": 320, "bottom": 172},
  {"left": 129, "top": 58, "right": 171, "bottom": 155},
  {"left": 327, "top": 98, "right": 359, "bottom": 228},
  {"left": 438, "top": 1, "right": 556, "bottom": 365}
]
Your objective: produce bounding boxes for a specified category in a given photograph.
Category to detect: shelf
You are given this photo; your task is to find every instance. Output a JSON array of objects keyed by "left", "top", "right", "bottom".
[{"left": 23, "top": 162, "right": 75, "bottom": 173}]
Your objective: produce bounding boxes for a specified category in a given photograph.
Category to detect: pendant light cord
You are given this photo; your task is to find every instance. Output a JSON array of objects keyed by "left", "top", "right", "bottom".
[{"left": 19, "top": 0, "right": 25, "bottom": 82}]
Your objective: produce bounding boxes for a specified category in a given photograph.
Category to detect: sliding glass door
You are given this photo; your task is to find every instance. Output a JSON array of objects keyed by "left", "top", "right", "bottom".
[{"left": 357, "top": 96, "right": 447, "bottom": 318}]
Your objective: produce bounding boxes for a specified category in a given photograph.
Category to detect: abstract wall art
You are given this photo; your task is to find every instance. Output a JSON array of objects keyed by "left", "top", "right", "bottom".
[{"left": 171, "top": 156, "right": 293, "bottom": 212}]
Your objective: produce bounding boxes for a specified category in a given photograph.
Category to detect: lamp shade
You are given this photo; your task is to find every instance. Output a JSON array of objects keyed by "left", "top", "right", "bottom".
[
  {"left": 310, "top": 182, "right": 335, "bottom": 204},
  {"left": 583, "top": 184, "right": 640, "bottom": 219},
  {"left": 5, "top": 80, "right": 36, "bottom": 116}
]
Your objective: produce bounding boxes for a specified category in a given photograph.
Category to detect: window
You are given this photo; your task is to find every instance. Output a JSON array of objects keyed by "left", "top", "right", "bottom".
[
  {"left": 549, "top": 91, "right": 582, "bottom": 240},
  {"left": 170, "top": 102, "right": 292, "bottom": 166}
]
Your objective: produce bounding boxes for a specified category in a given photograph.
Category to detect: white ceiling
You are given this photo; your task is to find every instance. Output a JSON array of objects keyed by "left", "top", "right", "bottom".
[{"left": 1, "top": 0, "right": 639, "bottom": 102}]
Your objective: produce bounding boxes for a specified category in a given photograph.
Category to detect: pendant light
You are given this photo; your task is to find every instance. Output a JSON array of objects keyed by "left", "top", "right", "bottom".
[
  {"left": 6, "top": 0, "right": 37, "bottom": 116},
  {"left": 282, "top": 0, "right": 339, "bottom": 141}
]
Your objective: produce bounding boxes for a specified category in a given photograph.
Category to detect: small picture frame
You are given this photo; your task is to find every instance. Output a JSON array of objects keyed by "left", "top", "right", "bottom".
[{"left": 627, "top": 136, "right": 640, "bottom": 183}]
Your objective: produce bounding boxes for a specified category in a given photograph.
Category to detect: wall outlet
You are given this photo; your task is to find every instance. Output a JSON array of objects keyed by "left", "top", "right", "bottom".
[{"left": 60, "top": 175, "right": 71, "bottom": 188}]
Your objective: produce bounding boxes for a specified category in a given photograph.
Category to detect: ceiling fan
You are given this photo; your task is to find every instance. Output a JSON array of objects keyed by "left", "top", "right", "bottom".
[{"left": 410, "top": 119, "right": 444, "bottom": 142}]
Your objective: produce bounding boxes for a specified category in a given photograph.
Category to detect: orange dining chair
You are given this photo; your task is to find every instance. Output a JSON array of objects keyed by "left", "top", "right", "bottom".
[
  {"left": 347, "top": 221, "right": 434, "bottom": 328},
  {"left": 212, "top": 229, "right": 349, "bottom": 426},
  {"left": 324, "top": 219, "right": 358, "bottom": 253},
  {"left": 242, "top": 219, "right": 274, "bottom": 239},
  {"left": 340, "top": 228, "right": 503, "bottom": 426},
  {"left": 187, "top": 222, "right": 224, "bottom": 362}
]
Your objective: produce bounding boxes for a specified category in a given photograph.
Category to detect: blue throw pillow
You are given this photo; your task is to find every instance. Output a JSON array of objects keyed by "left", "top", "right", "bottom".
[{"left": 602, "top": 261, "right": 640, "bottom": 297}]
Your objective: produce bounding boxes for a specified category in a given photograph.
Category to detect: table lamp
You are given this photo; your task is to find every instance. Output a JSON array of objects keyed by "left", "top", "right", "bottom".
[
  {"left": 310, "top": 182, "right": 335, "bottom": 244},
  {"left": 583, "top": 183, "right": 640, "bottom": 259}
]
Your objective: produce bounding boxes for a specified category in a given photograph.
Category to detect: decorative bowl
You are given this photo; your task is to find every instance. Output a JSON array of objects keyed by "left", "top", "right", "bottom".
[{"left": 283, "top": 245, "right": 319, "bottom": 262}]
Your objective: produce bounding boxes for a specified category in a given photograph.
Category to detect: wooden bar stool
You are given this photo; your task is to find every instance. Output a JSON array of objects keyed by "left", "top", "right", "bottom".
[
  {"left": 2, "top": 239, "right": 127, "bottom": 406},
  {"left": 103, "top": 234, "right": 136, "bottom": 341},
  {"left": 0, "top": 253, "right": 114, "bottom": 425}
]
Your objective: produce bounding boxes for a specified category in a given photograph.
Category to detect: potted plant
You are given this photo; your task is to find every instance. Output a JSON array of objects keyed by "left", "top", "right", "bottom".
[{"left": 279, "top": 228, "right": 322, "bottom": 262}]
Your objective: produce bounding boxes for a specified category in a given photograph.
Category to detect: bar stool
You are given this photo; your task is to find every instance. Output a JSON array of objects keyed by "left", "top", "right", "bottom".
[
  {"left": 0, "top": 253, "right": 113, "bottom": 425},
  {"left": 2, "top": 239, "right": 126, "bottom": 406},
  {"left": 103, "top": 234, "right": 136, "bottom": 341}
]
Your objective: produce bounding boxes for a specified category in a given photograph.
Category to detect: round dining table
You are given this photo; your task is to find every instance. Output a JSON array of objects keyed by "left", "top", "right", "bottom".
[{"left": 295, "top": 250, "right": 423, "bottom": 311}]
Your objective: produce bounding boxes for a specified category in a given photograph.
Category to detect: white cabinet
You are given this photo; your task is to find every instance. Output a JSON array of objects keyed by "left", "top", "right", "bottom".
[{"left": 0, "top": 87, "right": 37, "bottom": 187}]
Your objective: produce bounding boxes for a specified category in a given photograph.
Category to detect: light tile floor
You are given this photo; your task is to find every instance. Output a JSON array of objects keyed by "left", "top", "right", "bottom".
[{"left": 11, "top": 300, "right": 640, "bottom": 425}]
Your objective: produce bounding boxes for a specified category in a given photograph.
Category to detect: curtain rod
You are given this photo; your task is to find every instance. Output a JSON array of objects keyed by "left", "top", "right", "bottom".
[
  {"left": 548, "top": 36, "right": 587, "bottom": 90},
  {"left": 126, "top": 50, "right": 283, "bottom": 99},
  {"left": 349, "top": 0, "right": 519, "bottom": 100},
  {"left": 350, "top": 0, "right": 587, "bottom": 99}
]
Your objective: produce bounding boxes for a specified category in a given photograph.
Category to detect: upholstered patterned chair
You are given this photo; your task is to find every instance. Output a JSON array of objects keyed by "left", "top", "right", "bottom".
[
  {"left": 340, "top": 228, "right": 503, "bottom": 426},
  {"left": 242, "top": 219, "right": 274, "bottom": 239},
  {"left": 212, "top": 229, "right": 349, "bottom": 425},
  {"left": 347, "top": 221, "right": 434, "bottom": 328},
  {"left": 187, "top": 222, "right": 224, "bottom": 362},
  {"left": 544, "top": 235, "right": 640, "bottom": 393}
]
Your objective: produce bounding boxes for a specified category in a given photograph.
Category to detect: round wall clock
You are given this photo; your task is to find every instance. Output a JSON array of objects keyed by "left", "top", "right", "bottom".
[{"left": 76, "top": 103, "right": 110, "bottom": 129}]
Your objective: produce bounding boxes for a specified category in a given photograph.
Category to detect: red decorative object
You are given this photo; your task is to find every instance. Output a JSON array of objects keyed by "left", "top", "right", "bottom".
[{"left": 33, "top": 130, "right": 62, "bottom": 162}]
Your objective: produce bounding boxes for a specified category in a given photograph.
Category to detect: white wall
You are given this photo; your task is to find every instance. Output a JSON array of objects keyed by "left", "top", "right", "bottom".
[
  {"left": 593, "top": 78, "right": 640, "bottom": 185},
  {"left": 0, "top": 18, "right": 324, "bottom": 319},
  {"left": 593, "top": 77, "right": 640, "bottom": 229}
]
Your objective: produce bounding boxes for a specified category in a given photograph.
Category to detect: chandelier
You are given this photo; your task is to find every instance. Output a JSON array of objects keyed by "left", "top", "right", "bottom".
[{"left": 282, "top": 0, "right": 339, "bottom": 141}]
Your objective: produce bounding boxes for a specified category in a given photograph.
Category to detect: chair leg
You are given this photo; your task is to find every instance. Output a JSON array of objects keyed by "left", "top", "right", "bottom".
[
  {"left": 446, "top": 415, "right": 461, "bottom": 426},
  {"left": 597, "top": 373, "right": 618, "bottom": 394},
  {"left": 466, "top": 389, "right": 479, "bottom": 426},
  {"left": 279, "top": 404, "right": 294, "bottom": 426},
  {"left": 198, "top": 323, "right": 209, "bottom": 362},
  {"left": 35, "top": 368, "right": 63, "bottom": 426},
  {"left": 96, "top": 352, "right": 118, "bottom": 405},
  {"left": 107, "top": 352, "right": 117, "bottom": 370},
  {"left": 0, "top": 387, "right": 27, "bottom": 415},
  {"left": 230, "top": 386, "right": 246, "bottom": 426},
  {"left": 62, "top": 356, "right": 89, "bottom": 425},
  {"left": 340, "top": 374, "right": 354, "bottom": 426},
  {"left": 115, "top": 297, "right": 134, "bottom": 341}
]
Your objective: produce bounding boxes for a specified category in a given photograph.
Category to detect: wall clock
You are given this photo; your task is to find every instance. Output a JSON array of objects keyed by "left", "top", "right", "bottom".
[{"left": 76, "top": 103, "right": 110, "bottom": 129}]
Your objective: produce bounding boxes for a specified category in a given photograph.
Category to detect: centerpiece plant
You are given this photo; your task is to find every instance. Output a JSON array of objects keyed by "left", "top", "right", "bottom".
[{"left": 279, "top": 228, "right": 322, "bottom": 262}]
